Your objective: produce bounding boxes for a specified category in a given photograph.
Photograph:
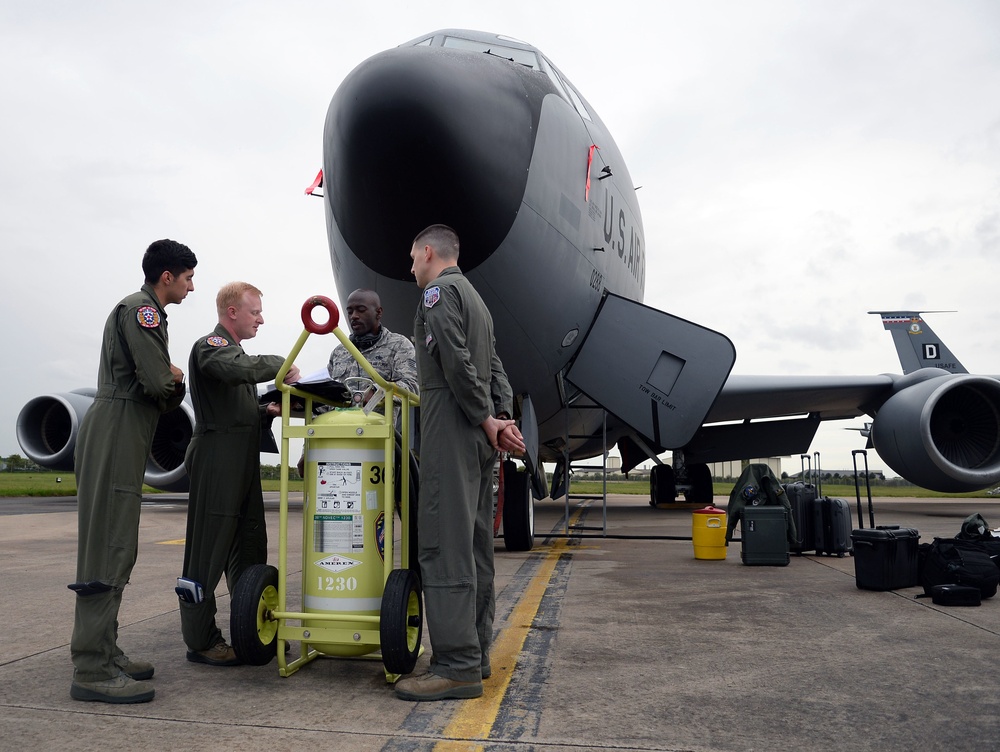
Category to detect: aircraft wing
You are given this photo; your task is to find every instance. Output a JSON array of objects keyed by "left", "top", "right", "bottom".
[
  {"left": 671, "top": 374, "right": 894, "bottom": 465},
  {"left": 706, "top": 374, "right": 894, "bottom": 423}
]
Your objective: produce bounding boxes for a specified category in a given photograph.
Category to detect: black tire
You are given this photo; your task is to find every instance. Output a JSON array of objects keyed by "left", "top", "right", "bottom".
[
  {"left": 650, "top": 464, "right": 676, "bottom": 506},
  {"left": 683, "top": 463, "right": 714, "bottom": 506},
  {"left": 230, "top": 564, "right": 280, "bottom": 666},
  {"left": 380, "top": 568, "right": 422, "bottom": 675},
  {"left": 502, "top": 459, "right": 535, "bottom": 552},
  {"left": 393, "top": 432, "right": 420, "bottom": 570}
]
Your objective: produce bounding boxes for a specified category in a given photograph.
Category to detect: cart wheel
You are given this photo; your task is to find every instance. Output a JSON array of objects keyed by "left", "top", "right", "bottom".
[
  {"left": 393, "top": 431, "right": 419, "bottom": 570},
  {"left": 502, "top": 459, "right": 534, "bottom": 552},
  {"left": 380, "top": 568, "right": 422, "bottom": 675},
  {"left": 683, "top": 463, "right": 713, "bottom": 506},
  {"left": 231, "top": 564, "right": 280, "bottom": 666},
  {"left": 650, "top": 464, "right": 676, "bottom": 506}
]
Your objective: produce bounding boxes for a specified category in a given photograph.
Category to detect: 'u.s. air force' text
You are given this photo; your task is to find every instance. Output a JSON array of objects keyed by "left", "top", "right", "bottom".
[{"left": 603, "top": 191, "right": 645, "bottom": 287}]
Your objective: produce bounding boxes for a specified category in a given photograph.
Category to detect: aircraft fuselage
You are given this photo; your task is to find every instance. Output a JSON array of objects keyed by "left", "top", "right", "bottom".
[{"left": 322, "top": 29, "right": 645, "bottom": 460}]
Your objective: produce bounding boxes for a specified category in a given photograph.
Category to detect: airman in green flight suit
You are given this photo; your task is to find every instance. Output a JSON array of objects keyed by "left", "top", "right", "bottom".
[
  {"left": 70, "top": 239, "right": 197, "bottom": 704},
  {"left": 395, "top": 224, "right": 525, "bottom": 702},
  {"left": 179, "top": 281, "right": 300, "bottom": 666}
]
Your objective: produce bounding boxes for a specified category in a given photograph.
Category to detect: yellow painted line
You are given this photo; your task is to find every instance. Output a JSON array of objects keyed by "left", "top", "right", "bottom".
[
  {"left": 433, "top": 509, "right": 584, "bottom": 749},
  {"left": 157, "top": 539, "right": 186, "bottom": 545}
]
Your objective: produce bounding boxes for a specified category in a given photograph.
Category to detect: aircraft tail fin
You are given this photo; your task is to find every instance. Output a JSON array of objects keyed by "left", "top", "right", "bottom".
[{"left": 869, "top": 310, "right": 967, "bottom": 374}]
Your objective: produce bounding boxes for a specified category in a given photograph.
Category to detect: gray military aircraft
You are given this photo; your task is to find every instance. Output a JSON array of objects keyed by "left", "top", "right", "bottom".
[{"left": 16, "top": 29, "right": 1000, "bottom": 516}]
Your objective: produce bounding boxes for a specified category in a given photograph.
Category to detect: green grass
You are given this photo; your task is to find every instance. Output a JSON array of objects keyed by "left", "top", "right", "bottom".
[
  {"left": 0, "top": 471, "right": 304, "bottom": 497},
  {"left": 1, "top": 472, "right": 993, "bottom": 499}
]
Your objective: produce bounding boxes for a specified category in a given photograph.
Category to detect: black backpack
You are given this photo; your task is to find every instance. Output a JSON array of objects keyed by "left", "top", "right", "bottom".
[
  {"left": 955, "top": 513, "right": 1000, "bottom": 568},
  {"left": 918, "top": 538, "right": 1000, "bottom": 599}
]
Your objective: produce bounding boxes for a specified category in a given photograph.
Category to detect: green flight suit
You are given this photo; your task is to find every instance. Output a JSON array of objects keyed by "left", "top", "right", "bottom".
[
  {"left": 413, "top": 267, "right": 513, "bottom": 682},
  {"left": 179, "top": 324, "right": 285, "bottom": 651},
  {"left": 72, "top": 284, "right": 185, "bottom": 682}
]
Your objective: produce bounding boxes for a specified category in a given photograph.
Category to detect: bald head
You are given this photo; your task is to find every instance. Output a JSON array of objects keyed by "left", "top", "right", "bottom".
[{"left": 345, "top": 288, "right": 382, "bottom": 338}]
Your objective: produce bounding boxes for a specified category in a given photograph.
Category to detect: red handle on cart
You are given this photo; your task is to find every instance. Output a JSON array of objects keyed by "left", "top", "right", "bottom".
[{"left": 301, "top": 295, "right": 340, "bottom": 334}]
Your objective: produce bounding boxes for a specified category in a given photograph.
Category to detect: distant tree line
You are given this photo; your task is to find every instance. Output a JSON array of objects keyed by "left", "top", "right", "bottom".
[{"left": 2, "top": 454, "right": 42, "bottom": 472}]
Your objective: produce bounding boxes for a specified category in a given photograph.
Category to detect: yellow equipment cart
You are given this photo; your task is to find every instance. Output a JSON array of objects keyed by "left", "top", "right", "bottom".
[{"left": 230, "top": 296, "right": 421, "bottom": 681}]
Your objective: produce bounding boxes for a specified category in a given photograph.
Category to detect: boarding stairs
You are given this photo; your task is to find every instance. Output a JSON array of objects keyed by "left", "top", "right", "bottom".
[{"left": 560, "top": 405, "right": 609, "bottom": 537}]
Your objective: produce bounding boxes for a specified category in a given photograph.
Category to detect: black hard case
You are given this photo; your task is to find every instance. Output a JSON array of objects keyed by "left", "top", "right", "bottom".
[
  {"left": 741, "top": 506, "right": 790, "bottom": 566},
  {"left": 814, "top": 497, "right": 854, "bottom": 557},
  {"left": 851, "top": 526, "right": 920, "bottom": 590}
]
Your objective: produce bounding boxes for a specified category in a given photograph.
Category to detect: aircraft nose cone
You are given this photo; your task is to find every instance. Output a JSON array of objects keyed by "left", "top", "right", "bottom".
[{"left": 323, "top": 45, "right": 541, "bottom": 280}]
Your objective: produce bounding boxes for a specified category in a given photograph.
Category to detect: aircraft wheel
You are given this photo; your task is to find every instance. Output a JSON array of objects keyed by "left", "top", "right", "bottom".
[
  {"left": 650, "top": 464, "right": 676, "bottom": 506},
  {"left": 502, "top": 459, "right": 535, "bottom": 551},
  {"left": 230, "top": 564, "right": 280, "bottom": 666},
  {"left": 380, "top": 568, "right": 423, "bottom": 675},
  {"left": 683, "top": 463, "right": 714, "bottom": 506}
]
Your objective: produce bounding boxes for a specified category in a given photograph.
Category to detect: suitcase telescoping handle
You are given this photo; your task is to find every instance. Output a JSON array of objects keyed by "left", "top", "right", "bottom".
[
  {"left": 813, "top": 452, "right": 822, "bottom": 498},
  {"left": 852, "top": 449, "right": 875, "bottom": 529},
  {"left": 800, "top": 454, "right": 811, "bottom": 485}
]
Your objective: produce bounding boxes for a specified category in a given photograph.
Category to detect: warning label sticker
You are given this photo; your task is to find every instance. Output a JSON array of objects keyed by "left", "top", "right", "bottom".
[
  {"left": 313, "top": 513, "right": 364, "bottom": 552},
  {"left": 316, "top": 461, "right": 362, "bottom": 512}
]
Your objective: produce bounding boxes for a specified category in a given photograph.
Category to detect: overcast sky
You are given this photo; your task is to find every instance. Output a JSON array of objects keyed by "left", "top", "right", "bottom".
[{"left": 2, "top": 1, "right": 999, "bottom": 477}]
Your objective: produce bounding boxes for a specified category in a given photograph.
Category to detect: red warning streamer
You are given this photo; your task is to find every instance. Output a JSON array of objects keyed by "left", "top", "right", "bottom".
[
  {"left": 304, "top": 169, "right": 324, "bottom": 196},
  {"left": 585, "top": 143, "right": 600, "bottom": 201}
]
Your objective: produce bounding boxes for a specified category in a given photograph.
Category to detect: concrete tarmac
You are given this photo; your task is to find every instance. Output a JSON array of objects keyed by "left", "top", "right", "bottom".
[{"left": 2, "top": 492, "right": 999, "bottom": 751}]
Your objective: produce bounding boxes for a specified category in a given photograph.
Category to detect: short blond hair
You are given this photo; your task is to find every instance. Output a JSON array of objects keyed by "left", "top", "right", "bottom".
[{"left": 216, "top": 281, "right": 263, "bottom": 317}]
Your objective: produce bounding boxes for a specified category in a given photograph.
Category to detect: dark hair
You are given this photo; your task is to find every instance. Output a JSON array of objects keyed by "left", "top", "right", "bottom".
[
  {"left": 142, "top": 239, "right": 198, "bottom": 283},
  {"left": 413, "top": 224, "right": 459, "bottom": 260}
]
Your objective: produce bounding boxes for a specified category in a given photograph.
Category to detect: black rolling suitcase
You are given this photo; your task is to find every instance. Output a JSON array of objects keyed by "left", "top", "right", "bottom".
[
  {"left": 814, "top": 497, "right": 853, "bottom": 557},
  {"left": 783, "top": 454, "right": 817, "bottom": 554},
  {"left": 784, "top": 482, "right": 817, "bottom": 554}
]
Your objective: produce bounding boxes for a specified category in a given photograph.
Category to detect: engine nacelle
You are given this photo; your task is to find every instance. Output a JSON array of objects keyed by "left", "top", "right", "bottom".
[
  {"left": 143, "top": 400, "right": 194, "bottom": 492},
  {"left": 16, "top": 390, "right": 194, "bottom": 492},
  {"left": 871, "top": 373, "right": 1000, "bottom": 492},
  {"left": 16, "top": 389, "right": 96, "bottom": 471}
]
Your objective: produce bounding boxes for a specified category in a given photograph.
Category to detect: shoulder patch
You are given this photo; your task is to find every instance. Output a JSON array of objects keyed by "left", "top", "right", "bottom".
[
  {"left": 206, "top": 335, "right": 229, "bottom": 347},
  {"left": 423, "top": 286, "right": 441, "bottom": 308},
  {"left": 136, "top": 306, "right": 161, "bottom": 329}
]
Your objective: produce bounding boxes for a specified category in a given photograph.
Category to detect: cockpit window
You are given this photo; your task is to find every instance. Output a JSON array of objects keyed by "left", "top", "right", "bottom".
[
  {"left": 562, "top": 81, "right": 592, "bottom": 121},
  {"left": 547, "top": 61, "right": 592, "bottom": 121},
  {"left": 442, "top": 36, "right": 540, "bottom": 69},
  {"left": 412, "top": 37, "right": 433, "bottom": 47}
]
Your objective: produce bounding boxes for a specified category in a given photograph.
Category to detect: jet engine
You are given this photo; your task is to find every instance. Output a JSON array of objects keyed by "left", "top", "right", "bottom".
[
  {"left": 871, "top": 372, "right": 1000, "bottom": 492},
  {"left": 15, "top": 390, "right": 195, "bottom": 492}
]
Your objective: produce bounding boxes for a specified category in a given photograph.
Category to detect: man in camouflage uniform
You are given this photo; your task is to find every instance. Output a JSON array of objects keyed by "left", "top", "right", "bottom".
[
  {"left": 179, "top": 282, "right": 301, "bottom": 666},
  {"left": 395, "top": 224, "right": 525, "bottom": 702},
  {"left": 326, "top": 288, "right": 418, "bottom": 407},
  {"left": 70, "top": 239, "right": 197, "bottom": 704},
  {"left": 296, "top": 288, "right": 417, "bottom": 476}
]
